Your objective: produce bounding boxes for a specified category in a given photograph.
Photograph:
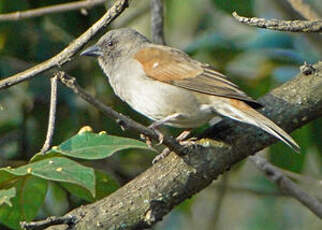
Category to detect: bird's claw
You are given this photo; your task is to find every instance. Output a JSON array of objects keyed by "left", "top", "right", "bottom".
[
  {"left": 151, "top": 131, "right": 197, "bottom": 164},
  {"left": 152, "top": 147, "right": 171, "bottom": 164},
  {"left": 148, "top": 124, "right": 164, "bottom": 145},
  {"left": 178, "top": 137, "right": 198, "bottom": 146},
  {"left": 154, "top": 129, "right": 164, "bottom": 145},
  {"left": 140, "top": 134, "right": 153, "bottom": 148},
  {"left": 140, "top": 128, "right": 164, "bottom": 149},
  {"left": 175, "top": 130, "right": 192, "bottom": 142}
]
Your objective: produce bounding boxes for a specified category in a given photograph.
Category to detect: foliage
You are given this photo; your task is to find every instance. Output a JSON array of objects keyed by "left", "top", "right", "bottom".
[
  {"left": 0, "top": 130, "right": 151, "bottom": 229},
  {"left": 0, "top": 0, "right": 321, "bottom": 229}
]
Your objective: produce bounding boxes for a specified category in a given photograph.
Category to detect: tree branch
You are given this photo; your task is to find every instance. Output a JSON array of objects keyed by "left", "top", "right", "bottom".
[
  {"left": 21, "top": 215, "right": 77, "bottom": 230},
  {"left": 232, "top": 12, "right": 322, "bottom": 32},
  {"left": 249, "top": 155, "right": 322, "bottom": 218},
  {"left": 40, "top": 75, "right": 58, "bottom": 154},
  {"left": 0, "top": 0, "right": 129, "bottom": 91},
  {"left": 42, "top": 62, "right": 322, "bottom": 229},
  {"left": 286, "top": 0, "right": 320, "bottom": 20},
  {"left": 150, "top": 0, "right": 165, "bottom": 44},
  {"left": 0, "top": 0, "right": 106, "bottom": 22}
]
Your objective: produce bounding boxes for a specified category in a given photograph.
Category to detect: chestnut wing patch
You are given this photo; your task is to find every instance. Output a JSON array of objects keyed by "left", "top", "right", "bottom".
[
  {"left": 134, "top": 46, "right": 262, "bottom": 108},
  {"left": 134, "top": 46, "right": 202, "bottom": 81}
]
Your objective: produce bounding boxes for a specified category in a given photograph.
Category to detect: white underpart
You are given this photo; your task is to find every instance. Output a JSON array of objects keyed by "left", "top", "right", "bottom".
[{"left": 100, "top": 58, "right": 214, "bottom": 128}]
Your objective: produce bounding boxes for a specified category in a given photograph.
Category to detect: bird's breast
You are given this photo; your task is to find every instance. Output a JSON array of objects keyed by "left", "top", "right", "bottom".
[{"left": 106, "top": 60, "right": 214, "bottom": 128}]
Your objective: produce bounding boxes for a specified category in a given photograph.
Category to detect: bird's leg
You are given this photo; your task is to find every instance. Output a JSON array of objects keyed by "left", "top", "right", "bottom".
[
  {"left": 152, "top": 147, "right": 171, "bottom": 164},
  {"left": 149, "top": 113, "right": 184, "bottom": 129},
  {"left": 142, "top": 113, "right": 193, "bottom": 164},
  {"left": 176, "top": 130, "right": 192, "bottom": 142},
  {"left": 140, "top": 128, "right": 163, "bottom": 148},
  {"left": 142, "top": 113, "right": 184, "bottom": 145},
  {"left": 177, "top": 131, "right": 198, "bottom": 146},
  {"left": 152, "top": 129, "right": 192, "bottom": 164}
]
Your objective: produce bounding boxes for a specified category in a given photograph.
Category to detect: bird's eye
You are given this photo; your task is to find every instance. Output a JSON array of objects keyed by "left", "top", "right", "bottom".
[{"left": 107, "top": 41, "right": 113, "bottom": 47}]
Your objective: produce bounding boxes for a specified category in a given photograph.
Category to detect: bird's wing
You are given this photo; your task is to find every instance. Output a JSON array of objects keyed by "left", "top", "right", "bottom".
[{"left": 134, "top": 45, "right": 262, "bottom": 108}]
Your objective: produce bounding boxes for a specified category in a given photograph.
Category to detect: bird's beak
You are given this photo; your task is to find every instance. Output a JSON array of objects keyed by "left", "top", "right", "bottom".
[{"left": 80, "top": 45, "right": 103, "bottom": 57}]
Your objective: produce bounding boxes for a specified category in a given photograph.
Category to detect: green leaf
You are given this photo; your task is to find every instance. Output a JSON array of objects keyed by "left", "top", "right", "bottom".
[
  {"left": 0, "top": 176, "right": 47, "bottom": 230},
  {"left": 0, "top": 169, "right": 17, "bottom": 186},
  {"left": 60, "top": 169, "right": 119, "bottom": 202},
  {"left": 50, "top": 132, "right": 152, "bottom": 160},
  {"left": 95, "top": 170, "right": 119, "bottom": 199},
  {"left": 0, "top": 187, "right": 16, "bottom": 207},
  {"left": 30, "top": 151, "right": 62, "bottom": 163},
  {"left": 2, "top": 157, "right": 95, "bottom": 197},
  {"left": 45, "top": 182, "right": 69, "bottom": 216}
]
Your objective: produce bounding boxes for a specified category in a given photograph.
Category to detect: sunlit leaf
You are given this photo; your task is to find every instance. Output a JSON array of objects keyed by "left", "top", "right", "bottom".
[
  {"left": 50, "top": 132, "right": 152, "bottom": 160},
  {"left": 44, "top": 182, "right": 69, "bottom": 216},
  {"left": 2, "top": 157, "right": 95, "bottom": 196},
  {"left": 61, "top": 169, "right": 119, "bottom": 202},
  {"left": 30, "top": 151, "right": 62, "bottom": 163}
]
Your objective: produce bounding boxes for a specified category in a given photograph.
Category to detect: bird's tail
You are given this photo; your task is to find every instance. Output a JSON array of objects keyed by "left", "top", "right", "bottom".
[{"left": 212, "top": 98, "right": 300, "bottom": 152}]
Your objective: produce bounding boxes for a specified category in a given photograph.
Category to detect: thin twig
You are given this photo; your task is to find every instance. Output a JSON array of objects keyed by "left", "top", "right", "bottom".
[
  {"left": 0, "top": 0, "right": 106, "bottom": 22},
  {"left": 0, "top": 0, "right": 129, "bottom": 91},
  {"left": 279, "top": 168, "right": 322, "bottom": 187},
  {"left": 21, "top": 215, "right": 77, "bottom": 230},
  {"left": 56, "top": 71, "right": 185, "bottom": 155},
  {"left": 250, "top": 155, "right": 322, "bottom": 218},
  {"left": 287, "top": 0, "right": 320, "bottom": 20},
  {"left": 40, "top": 75, "right": 58, "bottom": 154},
  {"left": 150, "top": 0, "right": 165, "bottom": 44},
  {"left": 232, "top": 12, "right": 322, "bottom": 32}
]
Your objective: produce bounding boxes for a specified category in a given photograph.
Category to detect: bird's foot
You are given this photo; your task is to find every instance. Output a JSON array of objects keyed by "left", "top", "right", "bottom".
[
  {"left": 148, "top": 123, "right": 165, "bottom": 145},
  {"left": 140, "top": 133, "right": 153, "bottom": 148},
  {"left": 176, "top": 130, "right": 191, "bottom": 141},
  {"left": 152, "top": 129, "right": 196, "bottom": 164},
  {"left": 175, "top": 129, "right": 197, "bottom": 145},
  {"left": 140, "top": 125, "right": 164, "bottom": 148},
  {"left": 152, "top": 147, "right": 171, "bottom": 164}
]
